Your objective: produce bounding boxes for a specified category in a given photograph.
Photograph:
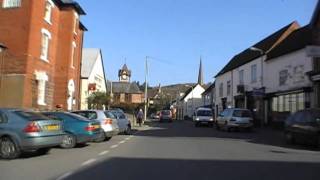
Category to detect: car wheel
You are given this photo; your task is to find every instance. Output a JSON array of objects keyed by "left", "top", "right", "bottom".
[
  {"left": 0, "top": 137, "right": 21, "bottom": 159},
  {"left": 36, "top": 148, "right": 51, "bottom": 155},
  {"left": 60, "top": 133, "right": 76, "bottom": 149},
  {"left": 105, "top": 137, "right": 112, "bottom": 141},
  {"left": 94, "top": 132, "right": 106, "bottom": 143},
  {"left": 285, "top": 132, "right": 295, "bottom": 144},
  {"left": 125, "top": 125, "right": 132, "bottom": 135}
]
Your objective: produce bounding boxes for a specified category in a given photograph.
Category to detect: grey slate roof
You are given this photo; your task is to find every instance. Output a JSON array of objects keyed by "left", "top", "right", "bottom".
[
  {"left": 107, "top": 82, "right": 142, "bottom": 94},
  {"left": 215, "top": 22, "right": 299, "bottom": 77},
  {"left": 81, "top": 48, "right": 101, "bottom": 78},
  {"left": 266, "top": 25, "right": 312, "bottom": 61}
]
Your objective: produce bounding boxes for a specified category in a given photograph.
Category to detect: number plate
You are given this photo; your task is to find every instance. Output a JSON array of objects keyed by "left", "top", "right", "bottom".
[
  {"left": 93, "top": 125, "right": 100, "bottom": 129},
  {"left": 45, "top": 125, "right": 60, "bottom": 131}
]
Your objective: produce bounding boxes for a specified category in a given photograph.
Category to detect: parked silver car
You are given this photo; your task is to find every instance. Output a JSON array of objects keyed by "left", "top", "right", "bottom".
[
  {"left": 72, "top": 110, "right": 119, "bottom": 141},
  {"left": 110, "top": 110, "right": 131, "bottom": 135},
  {"left": 193, "top": 108, "right": 214, "bottom": 127},
  {"left": 216, "top": 108, "right": 254, "bottom": 131},
  {"left": 0, "top": 109, "right": 65, "bottom": 159}
]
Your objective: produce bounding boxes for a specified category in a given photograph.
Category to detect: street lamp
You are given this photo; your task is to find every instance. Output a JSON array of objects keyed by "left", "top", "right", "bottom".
[{"left": 249, "top": 46, "right": 266, "bottom": 127}]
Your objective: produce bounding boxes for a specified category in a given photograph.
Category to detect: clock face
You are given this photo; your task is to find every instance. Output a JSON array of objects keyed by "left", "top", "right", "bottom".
[{"left": 122, "top": 74, "right": 127, "bottom": 80}]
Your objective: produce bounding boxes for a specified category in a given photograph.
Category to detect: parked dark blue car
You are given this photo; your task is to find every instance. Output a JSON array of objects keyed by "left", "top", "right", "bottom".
[{"left": 42, "top": 112, "right": 104, "bottom": 149}]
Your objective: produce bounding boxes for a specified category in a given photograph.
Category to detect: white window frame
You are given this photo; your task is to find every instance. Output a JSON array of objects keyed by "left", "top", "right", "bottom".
[
  {"left": 44, "top": 0, "right": 54, "bottom": 24},
  {"left": 239, "top": 70, "right": 244, "bottom": 85},
  {"left": 34, "top": 71, "right": 48, "bottom": 106},
  {"left": 74, "top": 12, "right": 79, "bottom": 35},
  {"left": 40, "top": 28, "right": 51, "bottom": 62},
  {"left": 2, "top": 0, "right": 21, "bottom": 8},
  {"left": 71, "top": 41, "right": 76, "bottom": 68},
  {"left": 251, "top": 64, "right": 257, "bottom": 83}
]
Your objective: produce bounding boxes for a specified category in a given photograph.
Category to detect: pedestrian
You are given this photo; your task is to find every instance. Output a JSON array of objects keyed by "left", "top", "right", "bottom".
[{"left": 137, "top": 109, "right": 144, "bottom": 127}]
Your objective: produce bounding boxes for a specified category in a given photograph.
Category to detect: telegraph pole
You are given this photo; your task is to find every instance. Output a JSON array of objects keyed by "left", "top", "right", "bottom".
[{"left": 144, "top": 56, "right": 148, "bottom": 123}]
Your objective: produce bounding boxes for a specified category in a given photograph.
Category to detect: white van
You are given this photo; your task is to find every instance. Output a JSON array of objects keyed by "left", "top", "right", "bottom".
[{"left": 193, "top": 108, "right": 214, "bottom": 127}]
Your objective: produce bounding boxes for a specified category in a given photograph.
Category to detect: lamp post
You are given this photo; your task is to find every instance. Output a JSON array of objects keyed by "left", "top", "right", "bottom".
[
  {"left": 249, "top": 46, "right": 266, "bottom": 127},
  {"left": 0, "top": 43, "right": 8, "bottom": 102},
  {"left": 144, "top": 56, "right": 149, "bottom": 124}
]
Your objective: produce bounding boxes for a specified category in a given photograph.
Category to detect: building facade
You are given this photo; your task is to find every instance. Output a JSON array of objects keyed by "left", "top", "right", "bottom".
[
  {"left": 0, "top": 0, "right": 86, "bottom": 110},
  {"left": 80, "top": 48, "right": 107, "bottom": 110}
]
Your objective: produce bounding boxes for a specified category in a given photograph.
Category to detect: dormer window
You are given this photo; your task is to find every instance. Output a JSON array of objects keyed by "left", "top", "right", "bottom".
[{"left": 44, "top": 0, "right": 54, "bottom": 24}]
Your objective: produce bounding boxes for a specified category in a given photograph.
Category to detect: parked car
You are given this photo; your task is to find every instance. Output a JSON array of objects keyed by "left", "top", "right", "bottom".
[
  {"left": 159, "top": 110, "right": 173, "bottom": 122},
  {"left": 42, "top": 112, "right": 103, "bottom": 148},
  {"left": 193, "top": 108, "right": 214, "bottom": 127},
  {"left": 216, "top": 108, "right": 253, "bottom": 131},
  {"left": 72, "top": 110, "right": 119, "bottom": 141},
  {"left": 110, "top": 110, "right": 132, "bottom": 135},
  {"left": 0, "top": 109, "right": 65, "bottom": 159},
  {"left": 284, "top": 109, "right": 320, "bottom": 147},
  {"left": 150, "top": 112, "right": 160, "bottom": 120}
]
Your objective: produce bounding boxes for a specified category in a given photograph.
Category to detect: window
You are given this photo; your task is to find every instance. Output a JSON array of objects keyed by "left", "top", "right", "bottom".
[
  {"left": 284, "top": 95, "right": 290, "bottom": 112},
  {"left": 297, "top": 93, "right": 304, "bottom": 110},
  {"left": 272, "top": 97, "right": 278, "bottom": 112},
  {"left": 278, "top": 96, "right": 284, "bottom": 112},
  {"left": 74, "top": 12, "right": 79, "bottom": 34},
  {"left": 219, "top": 83, "right": 223, "bottom": 97},
  {"left": 239, "top": 70, "right": 244, "bottom": 85},
  {"left": 2, "top": 0, "right": 21, "bottom": 8},
  {"left": 227, "top": 81, "right": 231, "bottom": 96},
  {"left": 71, "top": 41, "right": 76, "bottom": 68},
  {"left": 34, "top": 71, "right": 48, "bottom": 106},
  {"left": 279, "top": 70, "right": 289, "bottom": 86},
  {"left": 251, "top": 64, "right": 257, "bottom": 83},
  {"left": 44, "top": 0, "right": 54, "bottom": 24},
  {"left": 40, "top": 29, "right": 51, "bottom": 61},
  {"left": 0, "top": 112, "right": 8, "bottom": 123}
]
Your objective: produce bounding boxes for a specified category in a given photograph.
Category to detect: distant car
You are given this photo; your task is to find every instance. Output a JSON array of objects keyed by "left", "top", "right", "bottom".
[
  {"left": 110, "top": 108, "right": 125, "bottom": 114},
  {"left": 0, "top": 109, "right": 65, "bottom": 159},
  {"left": 284, "top": 109, "right": 320, "bottom": 147},
  {"left": 150, "top": 112, "right": 160, "bottom": 120},
  {"left": 216, "top": 108, "right": 254, "bottom": 131},
  {"left": 193, "top": 108, "right": 214, "bottom": 127},
  {"left": 160, "top": 110, "right": 173, "bottom": 122},
  {"left": 42, "top": 112, "right": 103, "bottom": 148},
  {"left": 110, "top": 110, "right": 132, "bottom": 135},
  {"left": 72, "top": 110, "right": 119, "bottom": 141}
]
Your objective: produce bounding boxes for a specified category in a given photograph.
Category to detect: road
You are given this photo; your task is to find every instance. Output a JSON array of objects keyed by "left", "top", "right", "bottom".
[{"left": 1, "top": 120, "right": 320, "bottom": 180}]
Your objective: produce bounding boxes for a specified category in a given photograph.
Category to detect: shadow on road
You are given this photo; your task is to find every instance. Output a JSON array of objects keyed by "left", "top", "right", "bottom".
[
  {"left": 63, "top": 157, "right": 320, "bottom": 180},
  {"left": 136, "top": 121, "right": 320, "bottom": 151}
]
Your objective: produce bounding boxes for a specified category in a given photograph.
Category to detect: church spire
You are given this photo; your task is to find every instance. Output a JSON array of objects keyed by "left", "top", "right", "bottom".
[{"left": 198, "top": 57, "right": 204, "bottom": 86}]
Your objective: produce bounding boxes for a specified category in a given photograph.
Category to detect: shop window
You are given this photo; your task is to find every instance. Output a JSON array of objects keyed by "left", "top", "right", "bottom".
[
  {"left": 284, "top": 95, "right": 290, "bottom": 112},
  {"left": 297, "top": 93, "right": 304, "bottom": 110},
  {"left": 272, "top": 97, "right": 278, "bottom": 112},
  {"left": 291, "top": 94, "right": 297, "bottom": 113},
  {"left": 279, "top": 96, "right": 284, "bottom": 112}
]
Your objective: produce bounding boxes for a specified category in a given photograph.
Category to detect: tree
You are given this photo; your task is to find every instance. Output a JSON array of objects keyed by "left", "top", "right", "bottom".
[{"left": 87, "top": 92, "right": 110, "bottom": 110}]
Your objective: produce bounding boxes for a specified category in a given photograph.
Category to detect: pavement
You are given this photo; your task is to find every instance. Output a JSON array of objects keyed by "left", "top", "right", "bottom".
[{"left": 1, "top": 120, "right": 320, "bottom": 180}]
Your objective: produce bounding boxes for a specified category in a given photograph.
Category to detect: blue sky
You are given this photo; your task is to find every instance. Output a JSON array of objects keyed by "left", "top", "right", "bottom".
[{"left": 77, "top": 0, "right": 317, "bottom": 86}]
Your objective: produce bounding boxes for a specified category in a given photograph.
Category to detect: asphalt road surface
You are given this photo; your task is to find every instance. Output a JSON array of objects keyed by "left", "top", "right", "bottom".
[{"left": 1, "top": 120, "right": 320, "bottom": 180}]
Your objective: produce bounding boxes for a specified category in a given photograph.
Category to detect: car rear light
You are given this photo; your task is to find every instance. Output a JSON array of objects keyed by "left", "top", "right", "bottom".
[
  {"left": 85, "top": 125, "right": 95, "bottom": 132},
  {"left": 104, "top": 119, "right": 112, "bottom": 125},
  {"left": 24, "top": 122, "right": 41, "bottom": 133}
]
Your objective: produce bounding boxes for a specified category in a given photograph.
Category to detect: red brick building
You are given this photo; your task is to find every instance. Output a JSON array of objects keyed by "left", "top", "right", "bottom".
[{"left": 0, "top": 0, "right": 86, "bottom": 110}]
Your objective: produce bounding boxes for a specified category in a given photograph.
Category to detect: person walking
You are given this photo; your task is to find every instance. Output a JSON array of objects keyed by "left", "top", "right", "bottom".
[{"left": 137, "top": 109, "right": 144, "bottom": 127}]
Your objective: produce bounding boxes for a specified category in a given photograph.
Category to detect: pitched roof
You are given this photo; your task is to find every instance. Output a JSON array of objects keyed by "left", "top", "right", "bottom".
[
  {"left": 266, "top": 25, "right": 313, "bottom": 60},
  {"left": 81, "top": 48, "right": 101, "bottom": 78},
  {"left": 53, "top": 0, "right": 86, "bottom": 15},
  {"left": 215, "top": 22, "right": 299, "bottom": 77},
  {"left": 311, "top": 0, "right": 320, "bottom": 27},
  {"left": 202, "top": 83, "right": 215, "bottom": 95},
  {"left": 180, "top": 84, "right": 199, "bottom": 101},
  {"left": 107, "top": 82, "right": 142, "bottom": 94}
]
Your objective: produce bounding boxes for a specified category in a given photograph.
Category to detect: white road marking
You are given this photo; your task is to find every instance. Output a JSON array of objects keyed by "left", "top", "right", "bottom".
[
  {"left": 119, "top": 140, "right": 126, "bottom": 144},
  {"left": 99, "top": 150, "right": 109, "bottom": 156},
  {"left": 111, "top": 144, "right": 118, "bottom": 149},
  {"left": 56, "top": 172, "right": 73, "bottom": 180},
  {"left": 81, "top": 158, "right": 97, "bottom": 166},
  {"left": 125, "top": 137, "right": 131, "bottom": 140}
]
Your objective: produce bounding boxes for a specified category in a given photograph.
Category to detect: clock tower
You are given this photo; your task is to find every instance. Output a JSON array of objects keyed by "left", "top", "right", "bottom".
[{"left": 118, "top": 64, "right": 131, "bottom": 83}]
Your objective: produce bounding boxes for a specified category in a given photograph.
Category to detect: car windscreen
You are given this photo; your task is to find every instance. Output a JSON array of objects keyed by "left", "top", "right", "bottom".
[
  {"left": 162, "top": 111, "right": 171, "bottom": 115},
  {"left": 104, "top": 111, "right": 116, "bottom": 119},
  {"left": 15, "top": 111, "right": 51, "bottom": 121},
  {"left": 64, "top": 113, "right": 91, "bottom": 122},
  {"left": 233, "top": 110, "right": 252, "bottom": 118},
  {"left": 197, "top": 110, "right": 212, "bottom": 116}
]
